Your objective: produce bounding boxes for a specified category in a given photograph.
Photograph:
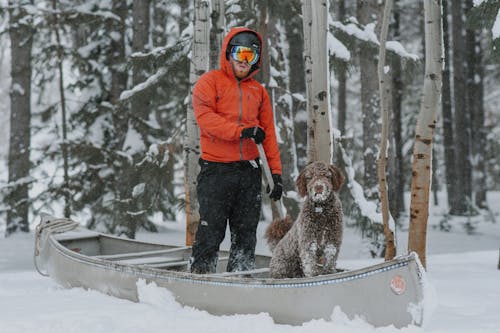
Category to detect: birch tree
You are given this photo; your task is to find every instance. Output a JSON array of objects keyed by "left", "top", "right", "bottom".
[
  {"left": 377, "top": 0, "right": 396, "bottom": 260},
  {"left": 185, "top": 0, "right": 210, "bottom": 246},
  {"left": 6, "top": 0, "right": 33, "bottom": 236},
  {"left": 302, "top": 0, "right": 331, "bottom": 163},
  {"left": 408, "top": 0, "right": 443, "bottom": 269}
]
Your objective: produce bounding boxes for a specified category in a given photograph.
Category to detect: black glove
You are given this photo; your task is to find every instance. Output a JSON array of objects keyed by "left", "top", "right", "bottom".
[
  {"left": 241, "top": 126, "right": 265, "bottom": 144},
  {"left": 268, "top": 174, "right": 283, "bottom": 201}
]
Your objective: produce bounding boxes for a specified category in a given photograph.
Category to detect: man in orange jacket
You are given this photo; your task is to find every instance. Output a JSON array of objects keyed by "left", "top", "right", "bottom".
[{"left": 190, "top": 27, "right": 283, "bottom": 274}]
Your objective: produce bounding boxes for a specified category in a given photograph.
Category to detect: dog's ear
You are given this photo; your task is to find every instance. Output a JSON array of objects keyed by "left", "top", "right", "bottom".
[
  {"left": 329, "top": 165, "right": 345, "bottom": 192},
  {"left": 295, "top": 169, "right": 308, "bottom": 197}
]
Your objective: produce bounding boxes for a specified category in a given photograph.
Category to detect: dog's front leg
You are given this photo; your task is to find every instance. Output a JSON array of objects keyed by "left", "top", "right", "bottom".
[
  {"left": 300, "top": 245, "right": 321, "bottom": 277},
  {"left": 322, "top": 244, "right": 339, "bottom": 274}
]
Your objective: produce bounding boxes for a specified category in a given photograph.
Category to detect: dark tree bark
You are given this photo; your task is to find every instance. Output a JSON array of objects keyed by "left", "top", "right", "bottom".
[
  {"left": 389, "top": 0, "right": 405, "bottom": 220},
  {"left": 6, "top": 0, "right": 33, "bottom": 236},
  {"left": 110, "top": 0, "right": 128, "bottom": 104},
  {"left": 153, "top": 0, "right": 168, "bottom": 47},
  {"left": 116, "top": 0, "right": 151, "bottom": 239},
  {"left": 282, "top": 1, "right": 306, "bottom": 168},
  {"left": 357, "top": 0, "right": 381, "bottom": 200},
  {"left": 465, "top": 0, "right": 488, "bottom": 209},
  {"left": 441, "top": 0, "right": 457, "bottom": 214},
  {"left": 451, "top": 0, "right": 472, "bottom": 214},
  {"left": 337, "top": 0, "right": 347, "bottom": 136}
]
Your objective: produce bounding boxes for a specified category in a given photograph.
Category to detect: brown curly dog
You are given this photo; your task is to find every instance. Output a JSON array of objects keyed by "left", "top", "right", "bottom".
[{"left": 265, "top": 161, "right": 345, "bottom": 278}]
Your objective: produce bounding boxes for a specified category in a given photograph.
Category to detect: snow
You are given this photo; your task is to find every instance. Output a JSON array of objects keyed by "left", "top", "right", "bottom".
[
  {"left": 1, "top": 192, "right": 499, "bottom": 332},
  {"left": 492, "top": 8, "right": 500, "bottom": 40}
]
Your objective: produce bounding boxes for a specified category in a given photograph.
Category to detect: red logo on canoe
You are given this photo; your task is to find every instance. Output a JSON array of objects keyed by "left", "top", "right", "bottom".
[{"left": 390, "top": 275, "right": 406, "bottom": 295}]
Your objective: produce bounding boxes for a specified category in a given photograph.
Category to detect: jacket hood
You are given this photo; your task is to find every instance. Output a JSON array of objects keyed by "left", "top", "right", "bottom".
[{"left": 220, "top": 27, "right": 263, "bottom": 80}]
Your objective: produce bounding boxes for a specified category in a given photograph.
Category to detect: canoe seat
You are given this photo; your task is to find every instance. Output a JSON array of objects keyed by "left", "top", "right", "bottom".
[
  {"left": 55, "top": 230, "right": 100, "bottom": 241},
  {"left": 94, "top": 247, "right": 190, "bottom": 261},
  {"left": 116, "top": 256, "right": 185, "bottom": 265},
  {"left": 148, "top": 256, "right": 230, "bottom": 269},
  {"left": 210, "top": 267, "right": 270, "bottom": 278}
]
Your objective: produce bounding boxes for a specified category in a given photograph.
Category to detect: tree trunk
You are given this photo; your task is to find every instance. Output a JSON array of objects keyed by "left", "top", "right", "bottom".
[
  {"left": 377, "top": 0, "right": 396, "bottom": 261},
  {"left": 110, "top": 0, "right": 128, "bottom": 104},
  {"left": 302, "top": 0, "right": 331, "bottom": 164},
  {"left": 465, "top": 0, "right": 488, "bottom": 209},
  {"left": 441, "top": 0, "right": 457, "bottom": 215},
  {"left": 451, "top": 0, "right": 472, "bottom": 215},
  {"left": 153, "top": 0, "right": 168, "bottom": 47},
  {"left": 6, "top": 0, "right": 33, "bottom": 236},
  {"left": 117, "top": 0, "right": 151, "bottom": 239},
  {"left": 52, "top": 0, "right": 70, "bottom": 218},
  {"left": 389, "top": 0, "right": 405, "bottom": 220},
  {"left": 408, "top": 0, "right": 442, "bottom": 269},
  {"left": 267, "top": 15, "right": 301, "bottom": 219},
  {"left": 257, "top": 0, "right": 269, "bottom": 86},
  {"left": 357, "top": 0, "right": 381, "bottom": 200},
  {"left": 337, "top": 0, "right": 347, "bottom": 136},
  {"left": 185, "top": 0, "right": 210, "bottom": 246},
  {"left": 284, "top": 5, "right": 306, "bottom": 169},
  {"left": 209, "top": 0, "right": 224, "bottom": 70}
]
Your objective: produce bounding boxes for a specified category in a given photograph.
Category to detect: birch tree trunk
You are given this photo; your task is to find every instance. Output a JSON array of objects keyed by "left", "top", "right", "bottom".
[
  {"left": 408, "top": 0, "right": 443, "bottom": 269},
  {"left": 377, "top": 0, "right": 396, "bottom": 261},
  {"left": 6, "top": 0, "right": 33, "bottom": 236},
  {"left": 185, "top": 0, "right": 210, "bottom": 246},
  {"left": 302, "top": 0, "right": 331, "bottom": 164}
]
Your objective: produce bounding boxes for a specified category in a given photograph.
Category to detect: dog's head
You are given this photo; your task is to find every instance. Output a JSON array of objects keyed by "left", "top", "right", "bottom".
[{"left": 296, "top": 161, "right": 345, "bottom": 203}]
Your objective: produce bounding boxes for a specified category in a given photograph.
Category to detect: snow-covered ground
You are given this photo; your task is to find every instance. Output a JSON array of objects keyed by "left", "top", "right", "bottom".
[{"left": 1, "top": 192, "right": 499, "bottom": 333}]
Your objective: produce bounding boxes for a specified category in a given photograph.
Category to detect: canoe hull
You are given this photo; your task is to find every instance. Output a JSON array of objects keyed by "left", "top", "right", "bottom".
[{"left": 38, "top": 227, "right": 425, "bottom": 327}]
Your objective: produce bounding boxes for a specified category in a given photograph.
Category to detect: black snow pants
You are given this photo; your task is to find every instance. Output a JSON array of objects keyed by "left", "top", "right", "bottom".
[{"left": 190, "top": 158, "right": 262, "bottom": 274}]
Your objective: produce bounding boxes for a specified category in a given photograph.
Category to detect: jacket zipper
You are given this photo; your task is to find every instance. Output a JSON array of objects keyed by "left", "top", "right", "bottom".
[{"left": 238, "top": 80, "right": 243, "bottom": 160}]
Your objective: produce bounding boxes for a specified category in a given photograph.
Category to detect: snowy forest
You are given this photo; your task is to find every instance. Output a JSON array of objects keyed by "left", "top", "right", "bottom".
[{"left": 1, "top": 0, "right": 499, "bottom": 257}]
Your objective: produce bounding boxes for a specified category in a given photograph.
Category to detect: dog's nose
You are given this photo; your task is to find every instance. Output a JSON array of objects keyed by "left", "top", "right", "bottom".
[{"left": 314, "top": 184, "right": 324, "bottom": 194}]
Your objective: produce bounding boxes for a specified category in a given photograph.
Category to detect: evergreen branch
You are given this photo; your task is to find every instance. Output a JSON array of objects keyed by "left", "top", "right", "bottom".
[
  {"left": 330, "top": 19, "right": 420, "bottom": 62},
  {"left": 129, "top": 38, "right": 191, "bottom": 69}
]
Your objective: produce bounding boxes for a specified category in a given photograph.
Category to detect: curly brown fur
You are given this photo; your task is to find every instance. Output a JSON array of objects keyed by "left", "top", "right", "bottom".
[
  {"left": 267, "top": 161, "right": 345, "bottom": 278},
  {"left": 265, "top": 215, "right": 294, "bottom": 251}
]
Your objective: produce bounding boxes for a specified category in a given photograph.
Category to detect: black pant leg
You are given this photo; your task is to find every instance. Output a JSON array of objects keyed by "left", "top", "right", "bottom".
[
  {"left": 190, "top": 162, "right": 234, "bottom": 273},
  {"left": 227, "top": 166, "right": 262, "bottom": 272}
]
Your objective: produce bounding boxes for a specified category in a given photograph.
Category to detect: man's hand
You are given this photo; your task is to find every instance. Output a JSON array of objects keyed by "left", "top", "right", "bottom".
[
  {"left": 268, "top": 174, "right": 283, "bottom": 201},
  {"left": 241, "top": 126, "right": 265, "bottom": 144}
]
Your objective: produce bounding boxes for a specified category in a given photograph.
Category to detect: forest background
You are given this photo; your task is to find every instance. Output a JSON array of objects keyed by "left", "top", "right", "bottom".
[{"left": 1, "top": 0, "right": 499, "bottom": 256}]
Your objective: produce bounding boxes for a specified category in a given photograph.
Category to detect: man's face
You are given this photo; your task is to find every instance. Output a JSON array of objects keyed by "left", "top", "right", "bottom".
[{"left": 230, "top": 57, "right": 251, "bottom": 79}]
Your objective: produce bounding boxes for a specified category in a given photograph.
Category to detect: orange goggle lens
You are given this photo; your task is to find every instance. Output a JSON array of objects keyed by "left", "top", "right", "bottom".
[{"left": 230, "top": 46, "right": 259, "bottom": 65}]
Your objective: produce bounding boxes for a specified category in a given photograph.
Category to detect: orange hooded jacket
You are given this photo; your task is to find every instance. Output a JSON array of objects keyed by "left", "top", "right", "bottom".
[{"left": 192, "top": 27, "right": 282, "bottom": 175}]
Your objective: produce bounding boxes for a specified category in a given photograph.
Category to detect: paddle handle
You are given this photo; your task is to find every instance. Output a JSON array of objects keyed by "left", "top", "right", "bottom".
[{"left": 257, "top": 143, "right": 285, "bottom": 219}]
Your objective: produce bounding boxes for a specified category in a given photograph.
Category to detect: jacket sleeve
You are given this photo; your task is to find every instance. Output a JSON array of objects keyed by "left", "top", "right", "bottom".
[
  {"left": 259, "top": 87, "right": 282, "bottom": 175},
  {"left": 192, "top": 73, "right": 243, "bottom": 142}
]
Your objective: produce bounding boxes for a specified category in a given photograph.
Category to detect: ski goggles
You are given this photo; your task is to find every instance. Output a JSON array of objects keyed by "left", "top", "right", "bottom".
[{"left": 230, "top": 45, "right": 259, "bottom": 65}]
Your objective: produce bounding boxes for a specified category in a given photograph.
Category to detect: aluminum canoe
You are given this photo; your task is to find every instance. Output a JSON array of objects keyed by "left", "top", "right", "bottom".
[{"left": 34, "top": 215, "right": 425, "bottom": 328}]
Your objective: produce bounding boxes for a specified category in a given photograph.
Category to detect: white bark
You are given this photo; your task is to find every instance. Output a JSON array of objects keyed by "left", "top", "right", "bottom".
[
  {"left": 377, "top": 0, "right": 396, "bottom": 261},
  {"left": 408, "top": 0, "right": 443, "bottom": 269},
  {"left": 302, "top": 0, "right": 331, "bottom": 163},
  {"left": 184, "top": 0, "right": 210, "bottom": 245}
]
